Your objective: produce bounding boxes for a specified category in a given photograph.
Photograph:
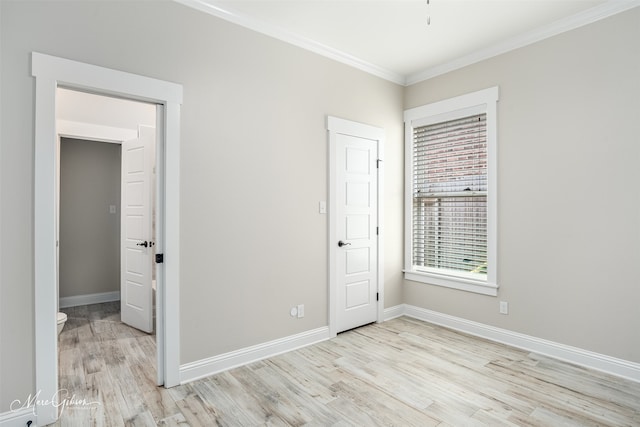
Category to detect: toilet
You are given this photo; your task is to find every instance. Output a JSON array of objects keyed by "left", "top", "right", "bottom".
[{"left": 57, "top": 312, "right": 67, "bottom": 335}]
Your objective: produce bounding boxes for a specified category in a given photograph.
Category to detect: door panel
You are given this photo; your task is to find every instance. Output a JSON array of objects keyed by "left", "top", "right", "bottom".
[
  {"left": 346, "top": 182, "right": 370, "bottom": 207},
  {"left": 336, "top": 133, "right": 378, "bottom": 332},
  {"left": 346, "top": 248, "right": 370, "bottom": 274},
  {"left": 346, "top": 214, "right": 369, "bottom": 240},
  {"left": 121, "top": 126, "right": 155, "bottom": 333},
  {"left": 346, "top": 280, "right": 371, "bottom": 309}
]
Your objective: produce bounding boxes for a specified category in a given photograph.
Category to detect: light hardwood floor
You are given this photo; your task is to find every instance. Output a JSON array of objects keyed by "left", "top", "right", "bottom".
[{"left": 56, "top": 302, "right": 640, "bottom": 426}]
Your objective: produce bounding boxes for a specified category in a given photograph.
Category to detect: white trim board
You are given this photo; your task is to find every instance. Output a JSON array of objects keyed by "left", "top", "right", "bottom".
[
  {"left": 382, "top": 305, "right": 405, "bottom": 321},
  {"left": 0, "top": 408, "right": 35, "bottom": 427},
  {"left": 57, "top": 119, "right": 137, "bottom": 143},
  {"left": 59, "top": 291, "right": 120, "bottom": 308},
  {"left": 406, "top": 1, "right": 640, "bottom": 85},
  {"left": 180, "top": 327, "right": 331, "bottom": 384},
  {"left": 385, "top": 304, "right": 640, "bottom": 383},
  {"left": 174, "top": 0, "right": 405, "bottom": 85},
  {"left": 176, "top": 0, "right": 640, "bottom": 86}
]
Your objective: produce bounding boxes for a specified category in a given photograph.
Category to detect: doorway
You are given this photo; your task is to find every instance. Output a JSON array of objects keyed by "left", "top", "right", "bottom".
[
  {"left": 58, "top": 137, "right": 123, "bottom": 310},
  {"left": 32, "top": 52, "right": 183, "bottom": 425},
  {"left": 57, "top": 89, "right": 157, "bottom": 335}
]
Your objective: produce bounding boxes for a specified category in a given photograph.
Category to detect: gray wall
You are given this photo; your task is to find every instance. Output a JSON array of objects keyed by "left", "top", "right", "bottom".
[
  {"left": 404, "top": 7, "right": 640, "bottom": 363},
  {"left": 0, "top": 1, "right": 404, "bottom": 410},
  {"left": 59, "top": 138, "right": 121, "bottom": 300}
]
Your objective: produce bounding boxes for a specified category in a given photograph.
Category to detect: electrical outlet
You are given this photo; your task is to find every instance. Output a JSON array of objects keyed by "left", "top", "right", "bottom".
[
  {"left": 109, "top": 205, "right": 117, "bottom": 214},
  {"left": 499, "top": 301, "right": 509, "bottom": 315},
  {"left": 297, "top": 304, "right": 304, "bottom": 318},
  {"left": 290, "top": 307, "right": 298, "bottom": 317}
]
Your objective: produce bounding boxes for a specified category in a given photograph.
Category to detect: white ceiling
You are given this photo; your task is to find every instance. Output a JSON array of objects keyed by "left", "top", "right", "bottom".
[
  {"left": 179, "top": 0, "right": 638, "bottom": 85},
  {"left": 57, "top": 88, "right": 156, "bottom": 131}
]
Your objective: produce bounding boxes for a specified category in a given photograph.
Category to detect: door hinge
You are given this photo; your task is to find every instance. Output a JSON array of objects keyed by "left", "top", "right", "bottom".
[
  {"left": 376, "top": 226, "right": 379, "bottom": 235},
  {"left": 155, "top": 253, "right": 164, "bottom": 264},
  {"left": 376, "top": 292, "right": 379, "bottom": 301},
  {"left": 376, "top": 159, "right": 382, "bottom": 168}
]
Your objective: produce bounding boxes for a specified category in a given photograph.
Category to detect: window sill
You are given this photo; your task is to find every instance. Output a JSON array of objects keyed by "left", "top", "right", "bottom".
[{"left": 404, "top": 270, "right": 498, "bottom": 296}]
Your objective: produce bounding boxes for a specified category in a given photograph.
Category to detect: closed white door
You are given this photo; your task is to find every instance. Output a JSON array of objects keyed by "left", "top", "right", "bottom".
[
  {"left": 331, "top": 118, "right": 381, "bottom": 333},
  {"left": 121, "top": 126, "right": 155, "bottom": 333}
]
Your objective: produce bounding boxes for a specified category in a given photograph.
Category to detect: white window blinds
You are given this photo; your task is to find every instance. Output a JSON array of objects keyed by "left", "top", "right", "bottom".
[{"left": 412, "top": 114, "right": 487, "bottom": 278}]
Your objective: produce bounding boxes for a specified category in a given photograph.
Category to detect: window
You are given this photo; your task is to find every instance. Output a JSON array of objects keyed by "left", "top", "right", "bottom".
[{"left": 404, "top": 87, "right": 498, "bottom": 296}]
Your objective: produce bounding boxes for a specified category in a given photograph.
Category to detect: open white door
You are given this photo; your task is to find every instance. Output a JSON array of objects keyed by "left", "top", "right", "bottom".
[
  {"left": 329, "top": 116, "right": 383, "bottom": 334},
  {"left": 121, "top": 126, "right": 155, "bottom": 333}
]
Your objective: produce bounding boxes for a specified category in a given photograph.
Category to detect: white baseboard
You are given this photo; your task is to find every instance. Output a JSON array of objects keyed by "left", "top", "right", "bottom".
[
  {"left": 398, "top": 304, "right": 640, "bottom": 383},
  {"left": 0, "top": 407, "right": 36, "bottom": 427},
  {"left": 180, "top": 326, "right": 331, "bottom": 384},
  {"left": 59, "top": 291, "right": 120, "bottom": 308},
  {"left": 178, "top": 304, "right": 640, "bottom": 386},
  {"left": 383, "top": 304, "right": 405, "bottom": 321}
]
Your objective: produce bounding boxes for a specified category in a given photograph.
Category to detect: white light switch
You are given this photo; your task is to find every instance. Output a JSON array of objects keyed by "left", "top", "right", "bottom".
[
  {"left": 499, "top": 301, "right": 509, "bottom": 315},
  {"left": 319, "top": 201, "right": 327, "bottom": 214},
  {"left": 109, "top": 205, "right": 117, "bottom": 214}
]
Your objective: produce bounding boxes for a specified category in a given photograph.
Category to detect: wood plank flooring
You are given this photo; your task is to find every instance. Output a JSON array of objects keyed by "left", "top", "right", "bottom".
[{"left": 56, "top": 302, "right": 640, "bottom": 426}]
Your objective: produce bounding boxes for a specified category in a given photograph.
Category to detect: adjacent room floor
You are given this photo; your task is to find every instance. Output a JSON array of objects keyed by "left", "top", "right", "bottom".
[{"left": 56, "top": 302, "right": 640, "bottom": 426}]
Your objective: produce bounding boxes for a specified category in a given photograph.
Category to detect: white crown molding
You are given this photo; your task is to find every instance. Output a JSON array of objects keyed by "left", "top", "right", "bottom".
[
  {"left": 406, "top": 0, "right": 640, "bottom": 85},
  {"left": 176, "top": 0, "right": 639, "bottom": 87},
  {"left": 174, "top": 0, "right": 406, "bottom": 85},
  {"left": 179, "top": 326, "right": 331, "bottom": 384},
  {"left": 400, "top": 304, "right": 640, "bottom": 383}
]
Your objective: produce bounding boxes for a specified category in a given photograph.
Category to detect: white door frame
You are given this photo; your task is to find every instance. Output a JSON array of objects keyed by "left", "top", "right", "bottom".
[
  {"left": 32, "top": 52, "right": 183, "bottom": 425},
  {"left": 327, "top": 116, "right": 384, "bottom": 337}
]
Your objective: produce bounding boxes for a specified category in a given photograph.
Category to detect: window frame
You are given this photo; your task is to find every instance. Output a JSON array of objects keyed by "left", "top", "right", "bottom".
[{"left": 404, "top": 87, "right": 499, "bottom": 296}]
